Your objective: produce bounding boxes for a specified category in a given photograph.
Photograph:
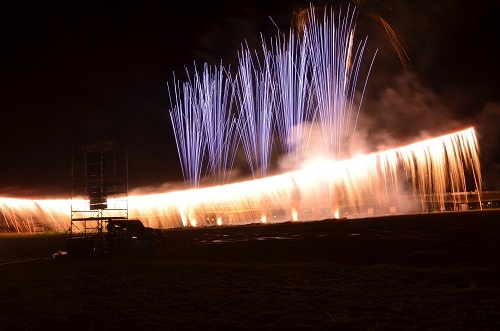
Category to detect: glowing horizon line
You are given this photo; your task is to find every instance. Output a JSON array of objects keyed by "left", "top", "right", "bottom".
[{"left": 0, "top": 127, "right": 483, "bottom": 232}]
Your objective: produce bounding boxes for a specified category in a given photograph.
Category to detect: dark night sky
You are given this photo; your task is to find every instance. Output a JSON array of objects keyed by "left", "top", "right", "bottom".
[{"left": 1, "top": 0, "right": 499, "bottom": 198}]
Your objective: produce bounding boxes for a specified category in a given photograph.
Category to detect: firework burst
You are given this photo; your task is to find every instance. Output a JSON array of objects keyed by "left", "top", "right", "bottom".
[{"left": 0, "top": 4, "right": 483, "bottom": 233}]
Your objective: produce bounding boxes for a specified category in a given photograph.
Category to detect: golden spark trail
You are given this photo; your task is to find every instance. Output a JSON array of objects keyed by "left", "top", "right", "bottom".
[{"left": 0, "top": 128, "right": 482, "bottom": 233}]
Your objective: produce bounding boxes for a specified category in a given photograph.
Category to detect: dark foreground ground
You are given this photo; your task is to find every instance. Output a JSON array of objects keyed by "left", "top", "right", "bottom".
[{"left": 1, "top": 210, "right": 500, "bottom": 330}]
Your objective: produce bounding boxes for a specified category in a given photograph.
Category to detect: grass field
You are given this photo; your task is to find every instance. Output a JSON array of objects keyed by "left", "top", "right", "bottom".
[{"left": 1, "top": 210, "right": 500, "bottom": 330}]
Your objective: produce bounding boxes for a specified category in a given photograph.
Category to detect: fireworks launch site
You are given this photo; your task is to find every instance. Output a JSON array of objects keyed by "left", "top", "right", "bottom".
[{"left": 1, "top": 4, "right": 500, "bottom": 330}]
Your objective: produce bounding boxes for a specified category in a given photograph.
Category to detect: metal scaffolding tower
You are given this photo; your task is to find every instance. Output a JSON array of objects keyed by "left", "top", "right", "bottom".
[{"left": 70, "top": 140, "right": 128, "bottom": 255}]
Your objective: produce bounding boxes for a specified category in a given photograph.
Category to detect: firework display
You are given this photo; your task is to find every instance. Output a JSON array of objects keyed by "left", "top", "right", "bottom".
[
  {"left": 0, "top": 5, "right": 483, "bottom": 233},
  {"left": 169, "top": 6, "right": 374, "bottom": 184}
]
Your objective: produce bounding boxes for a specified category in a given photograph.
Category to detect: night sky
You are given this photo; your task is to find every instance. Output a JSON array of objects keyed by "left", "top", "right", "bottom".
[{"left": 1, "top": 0, "right": 499, "bottom": 198}]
